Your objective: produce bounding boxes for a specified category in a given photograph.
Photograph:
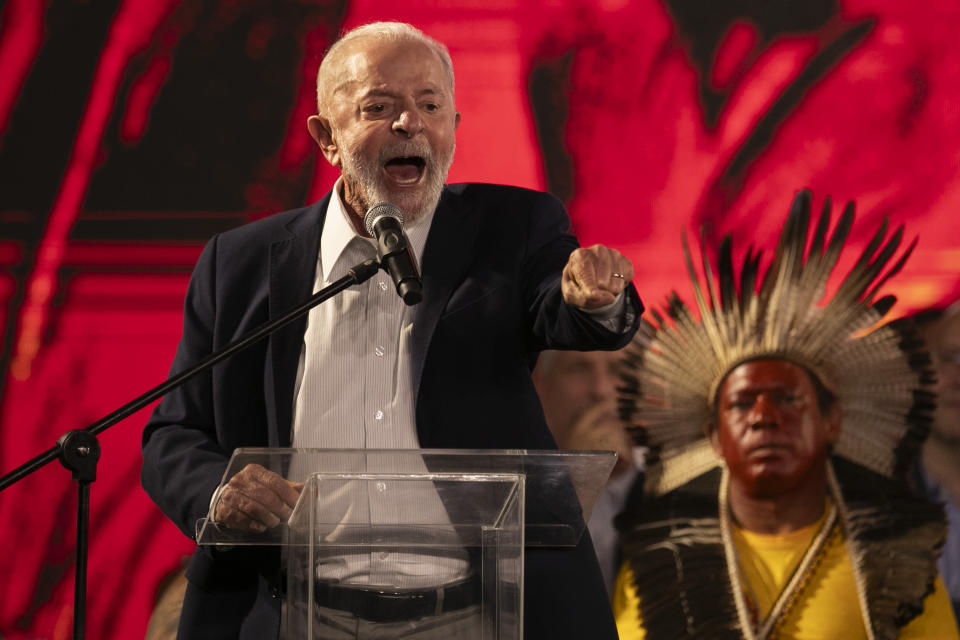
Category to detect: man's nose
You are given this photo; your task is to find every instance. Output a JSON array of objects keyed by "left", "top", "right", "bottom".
[
  {"left": 392, "top": 108, "right": 424, "bottom": 137},
  {"left": 748, "top": 395, "right": 779, "bottom": 429}
]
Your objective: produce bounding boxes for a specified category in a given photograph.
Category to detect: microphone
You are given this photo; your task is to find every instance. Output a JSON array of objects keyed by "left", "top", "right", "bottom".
[{"left": 364, "top": 202, "right": 423, "bottom": 305}]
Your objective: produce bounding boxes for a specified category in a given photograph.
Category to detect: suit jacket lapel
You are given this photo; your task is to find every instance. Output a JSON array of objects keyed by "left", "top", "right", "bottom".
[
  {"left": 410, "top": 187, "right": 482, "bottom": 411},
  {"left": 265, "top": 195, "right": 329, "bottom": 447}
]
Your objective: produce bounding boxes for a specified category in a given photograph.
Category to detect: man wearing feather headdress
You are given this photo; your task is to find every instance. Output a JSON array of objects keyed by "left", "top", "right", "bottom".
[{"left": 612, "top": 190, "right": 959, "bottom": 639}]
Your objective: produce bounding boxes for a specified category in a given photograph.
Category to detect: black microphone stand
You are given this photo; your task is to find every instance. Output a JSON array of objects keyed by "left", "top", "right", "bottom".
[{"left": 0, "top": 258, "right": 381, "bottom": 640}]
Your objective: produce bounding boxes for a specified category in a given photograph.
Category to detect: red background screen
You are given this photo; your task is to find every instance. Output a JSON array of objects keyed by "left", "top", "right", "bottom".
[{"left": 1, "top": 1, "right": 958, "bottom": 637}]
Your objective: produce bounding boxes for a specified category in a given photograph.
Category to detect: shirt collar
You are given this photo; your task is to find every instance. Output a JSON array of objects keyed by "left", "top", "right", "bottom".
[{"left": 321, "top": 177, "right": 436, "bottom": 284}]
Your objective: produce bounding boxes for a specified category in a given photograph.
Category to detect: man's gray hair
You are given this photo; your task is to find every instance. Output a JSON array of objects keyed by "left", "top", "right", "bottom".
[{"left": 315, "top": 22, "right": 455, "bottom": 113}]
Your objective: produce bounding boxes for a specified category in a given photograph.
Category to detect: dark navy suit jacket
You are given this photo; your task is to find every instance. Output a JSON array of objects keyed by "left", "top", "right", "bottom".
[{"left": 142, "top": 183, "right": 643, "bottom": 639}]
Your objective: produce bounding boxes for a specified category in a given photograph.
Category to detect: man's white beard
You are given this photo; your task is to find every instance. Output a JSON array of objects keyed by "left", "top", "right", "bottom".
[{"left": 340, "top": 140, "right": 454, "bottom": 224}]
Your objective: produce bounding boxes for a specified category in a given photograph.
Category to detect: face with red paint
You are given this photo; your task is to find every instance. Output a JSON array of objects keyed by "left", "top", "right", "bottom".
[
  {"left": 710, "top": 359, "right": 840, "bottom": 499},
  {"left": 308, "top": 35, "right": 459, "bottom": 226}
]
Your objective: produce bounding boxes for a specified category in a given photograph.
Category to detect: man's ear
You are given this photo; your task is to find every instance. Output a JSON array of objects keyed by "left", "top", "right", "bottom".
[{"left": 307, "top": 115, "right": 340, "bottom": 168}]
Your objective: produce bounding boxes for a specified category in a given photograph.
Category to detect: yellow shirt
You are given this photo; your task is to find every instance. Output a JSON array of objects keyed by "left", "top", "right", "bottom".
[{"left": 613, "top": 517, "right": 959, "bottom": 640}]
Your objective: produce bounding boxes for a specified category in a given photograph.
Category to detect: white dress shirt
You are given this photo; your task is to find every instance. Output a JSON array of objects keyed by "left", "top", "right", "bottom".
[
  {"left": 291, "top": 178, "right": 430, "bottom": 451},
  {"left": 291, "top": 180, "right": 467, "bottom": 587}
]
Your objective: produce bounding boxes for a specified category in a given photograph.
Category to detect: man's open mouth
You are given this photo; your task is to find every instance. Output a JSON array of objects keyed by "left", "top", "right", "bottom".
[{"left": 383, "top": 156, "right": 426, "bottom": 185}]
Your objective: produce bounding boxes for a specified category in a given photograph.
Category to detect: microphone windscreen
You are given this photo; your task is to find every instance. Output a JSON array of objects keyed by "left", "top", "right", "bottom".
[{"left": 364, "top": 202, "right": 404, "bottom": 236}]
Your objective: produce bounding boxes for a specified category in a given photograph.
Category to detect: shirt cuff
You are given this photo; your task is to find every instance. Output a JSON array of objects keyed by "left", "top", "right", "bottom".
[{"left": 581, "top": 292, "right": 632, "bottom": 333}]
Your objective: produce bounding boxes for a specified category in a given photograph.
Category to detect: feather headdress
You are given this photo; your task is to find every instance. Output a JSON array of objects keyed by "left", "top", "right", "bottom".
[{"left": 620, "top": 190, "right": 935, "bottom": 495}]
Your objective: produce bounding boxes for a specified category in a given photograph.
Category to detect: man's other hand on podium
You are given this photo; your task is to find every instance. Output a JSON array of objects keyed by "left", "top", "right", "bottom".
[{"left": 213, "top": 463, "right": 303, "bottom": 532}]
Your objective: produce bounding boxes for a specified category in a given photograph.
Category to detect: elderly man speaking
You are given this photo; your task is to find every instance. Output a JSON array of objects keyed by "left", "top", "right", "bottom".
[{"left": 141, "top": 21, "right": 641, "bottom": 640}]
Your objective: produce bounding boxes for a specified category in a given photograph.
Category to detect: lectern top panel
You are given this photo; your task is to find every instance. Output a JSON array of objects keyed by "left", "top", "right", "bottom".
[{"left": 195, "top": 448, "right": 617, "bottom": 547}]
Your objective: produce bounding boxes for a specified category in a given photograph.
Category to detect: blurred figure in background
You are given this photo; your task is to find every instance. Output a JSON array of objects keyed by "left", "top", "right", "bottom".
[
  {"left": 144, "top": 565, "right": 187, "bottom": 640},
  {"left": 914, "top": 302, "right": 960, "bottom": 618},
  {"left": 533, "top": 349, "right": 642, "bottom": 597}
]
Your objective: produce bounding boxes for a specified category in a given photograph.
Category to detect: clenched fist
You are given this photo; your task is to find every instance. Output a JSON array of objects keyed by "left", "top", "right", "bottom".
[{"left": 561, "top": 244, "right": 634, "bottom": 310}]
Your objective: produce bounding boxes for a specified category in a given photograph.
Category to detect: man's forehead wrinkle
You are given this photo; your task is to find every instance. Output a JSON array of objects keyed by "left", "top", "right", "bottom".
[
  {"left": 338, "top": 49, "right": 369, "bottom": 86},
  {"left": 358, "top": 86, "right": 444, "bottom": 99},
  {"left": 346, "top": 42, "right": 451, "bottom": 87},
  {"left": 326, "top": 45, "right": 378, "bottom": 93},
  {"left": 726, "top": 382, "right": 799, "bottom": 395},
  {"left": 331, "top": 78, "right": 359, "bottom": 100},
  {"left": 416, "top": 87, "right": 445, "bottom": 98},
  {"left": 333, "top": 55, "right": 447, "bottom": 100},
  {"left": 318, "top": 42, "right": 364, "bottom": 102},
  {"left": 723, "top": 375, "right": 806, "bottom": 395}
]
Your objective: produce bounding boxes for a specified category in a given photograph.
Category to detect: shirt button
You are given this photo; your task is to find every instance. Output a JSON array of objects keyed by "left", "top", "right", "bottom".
[
  {"left": 374, "top": 410, "right": 384, "bottom": 420},
  {"left": 374, "top": 345, "right": 385, "bottom": 357},
  {"left": 378, "top": 281, "right": 389, "bottom": 291},
  {"left": 376, "top": 482, "right": 387, "bottom": 492}
]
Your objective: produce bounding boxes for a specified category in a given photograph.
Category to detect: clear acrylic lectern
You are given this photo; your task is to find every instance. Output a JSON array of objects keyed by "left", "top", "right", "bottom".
[{"left": 196, "top": 448, "right": 616, "bottom": 639}]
